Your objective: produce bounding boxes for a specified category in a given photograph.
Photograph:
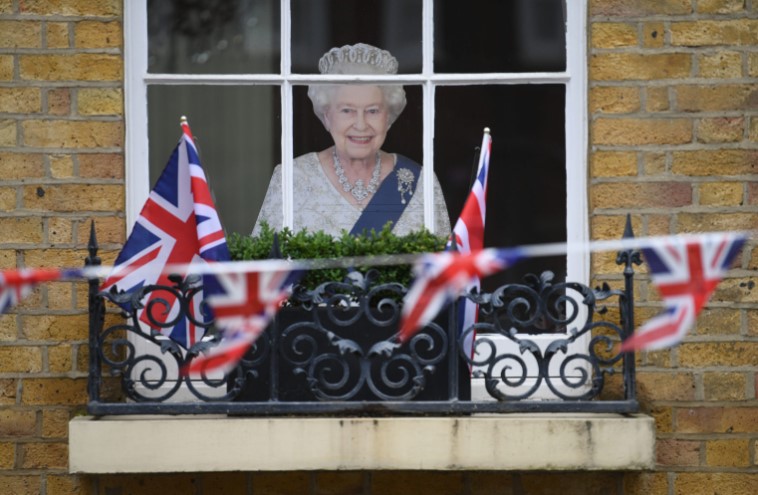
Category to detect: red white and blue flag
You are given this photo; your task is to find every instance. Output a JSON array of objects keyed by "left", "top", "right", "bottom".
[
  {"left": 101, "top": 119, "right": 229, "bottom": 348},
  {"left": 0, "top": 268, "right": 83, "bottom": 313},
  {"left": 620, "top": 232, "right": 745, "bottom": 352},
  {"left": 185, "top": 266, "right": 302, "bottom": 376},
  {"left": 398, "top": 248, "right": 522, "bottom": 343},
  {"left": 448, "top": 130, "right": 492, "bottom": 359}
]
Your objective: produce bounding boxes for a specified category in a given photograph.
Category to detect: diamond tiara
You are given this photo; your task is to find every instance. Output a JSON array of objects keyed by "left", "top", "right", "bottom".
[{"left": 318, "top": 43, "right": 399, "bottom": 75}]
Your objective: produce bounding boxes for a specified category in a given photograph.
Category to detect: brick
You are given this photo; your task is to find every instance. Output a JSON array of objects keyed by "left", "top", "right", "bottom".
[
  {"left": 671, "top": 20, "right": 758, "bottom": 46},
  {"left": 750, "top": 310, "right": 758, "bottom": 336},
  {"left": 77, "top": 88, "right": 123, "bottom": 116},
  {"left": 591, "top": 214, "right": 642, "bottom": 241},
  {"left": 703, "top": 372, "right": 747, "bottom": 401},
  {"left": 0, "top": 0, "right": 11, "bottom": 13},
  {"left": 674, "top": 473, "right": 758, "bottom": 495},
  {"left": 751, "top": 117, "right": 758, "bottom": 141},
  {"left": 48, "top": 344, "right": 73, "bottom": 372},
  {"left": 592, "top": 182, "right": 692, "bottom": 209},
  {"left": 649, "top": 405, "right": 673, "bottom": 433},
  {"left": 591, "top": 23, "right": 638, "bottom": 48},
  {"left": 637, "top": 371, "right": 695, "bottom": 401},
  {"left": 0, "top": 21, "right": 41, "bottom": 48},
  {"left": 46, "top": 22, "right": 70, "bottom": 49},
  {"left": 99, "top": 474, "right": 200, "bottom": 495},
  {"left": 23, "top": 184, "right": 124, "bottom": 211},
  {"left": 76, "top": 216, "right": 125, "bottom": 244},
  {"left": 0, "top": 119, "right": 17, "bottom": 146},
  {"left": 645, "top": 86, "right": 669, "bottom": 112},
  {"left": 593, "top": 118, "right": 692, "bottom": 145},
  {"left": 78, "top": 153, "right": 123, "bottom": 179},
  {"left": 520, "top": 473, "right": 622, "bottom": 495},
  {"left": 590, "top": 0, "right": 692, "bottom": 16},
  {"left": 0, "top": 409, "right": 36, "bottom": 436},
  {"left": 591, "top": 151, "right": 637, "bottom": 177},
  {"left": 0, "top": 476, "right": 41, "bottom": 495},
  {"left": 0, "top": 249, "right": 17, "bottom": 269},
  {"left": 0, "top": 313, "right": 16, "bottom": 341},
  {"left": 0, "top": 55, "right": 13, "bottom": 80},
  {"left": 22, "top": 120, "right": 123, "bottom": 148},
  {"left": 590, "top": 86, "right": 640, "bottom": 114},
  {"left": 679, "top": 342, "right": 758, "bottom": 367},
  {"left": 642, "top": 152, "right": 666, "bottom": 176},
  {"left": 47, "top": 88, "right": 71, "bottom": 116},
  {"left": 698, "top": 181, "right": 743, "bottom": 206},
  {"left": 672, "top": 150, "right": 757, "bottom": 176},
  {"left": 642, "top": 22, "right": 665, "bottom": 49},
  {"left": 590, "top": 53, "right": 691, "bottom": 81},
  {"left": 19, "top": 54, "right": 122, "bottom": 81},
  {"left": 697, "top": 0, "right": 747, "bottom": 13},
  {"left": 750, "top": 182, "right": 758, "bottom": 205},
  {"left": 0, "top": 187, "right": 14, "bottom": 211},
  {"left": 656, "top": 438, "right": 700, "bottom": 466},
  {"left": 0, "top": 442, "right": 13, "bottom": 469},
  {"left": 715, "top": 277, "right": 758, "bottom": 303},
  {"left": 695, "top": 307, "right": 741, "bottom": 336},
  {"left": 698, "top": 51, "right": 743, "bottom": 78},
  {"left": 675, "top": 84, "right": 757, "bottom": 111},
  {"left": 0, "top": 152, "right": 45, "bottom": 179},
  {"left": 41, "top": 408, "right": 70, "bottom": 439},
  {"left": 47, "top": 474, "right": 94, "bottom": 495},
  {"left": 0, "top": 88, "right": 41, "bottom": 113},
  {"left": 0, "top": 346, "right": 42, "bottom": 372},
  {"left": 20, "top": 377, "right": 88, "bottom": 405},
  {"left": 314, "top": 472, "right": 364, "bottom": 495},
  {"left": 697, "top": 117, "right": 744, "bottom": 144},
  {"left": 19, "top": 441, "right": 67, "bottom": 469},
  {"left": 645, "top": 214, "right": 671, "bottom": 236},
  {"left": 372, "top": 472, "right": 464, "bottom": 495},
  {"left": 0, "top": 378, "right": 17, "bottom": 403},
  {"left": 75, "top": 20, "right": 121, "bottom": 48},
  {"left": 50, "top": 154, "right": 75, "bottom": 178},
  {"left": 20, "top": 0, "right": 122, "bottom": 16},
  {"left": 750, "top": 53, "right": 758, "bottom": 77},
  {"left": 47, "top": 281, "right": 74, "bottom": 309},
  {"left": 0, "top": 218, "right": 43, "bottom": 244},
  {"left": 48, "top": 217, "right": 73, "bottom": 244},
  {"left": 20, "top": 314, "right": 88, "bottom": 341}
]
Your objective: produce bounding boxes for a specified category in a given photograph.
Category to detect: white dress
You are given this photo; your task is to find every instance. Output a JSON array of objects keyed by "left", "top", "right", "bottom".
[{"left": 252, "top": 152, "right": 451, "bottom": 237}]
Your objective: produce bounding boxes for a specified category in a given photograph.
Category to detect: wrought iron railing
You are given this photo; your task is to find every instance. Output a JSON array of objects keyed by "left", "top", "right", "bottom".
[{"left": 85, "top": 224, "right": 641, "bottom": 415}]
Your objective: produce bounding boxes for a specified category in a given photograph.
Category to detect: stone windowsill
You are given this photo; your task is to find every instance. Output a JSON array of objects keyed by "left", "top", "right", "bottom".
[{"left": 69, "top": 413, "right": 655, "bottom": 473}]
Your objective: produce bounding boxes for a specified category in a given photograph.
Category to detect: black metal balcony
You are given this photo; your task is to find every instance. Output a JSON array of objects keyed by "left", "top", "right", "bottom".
[{"left": 85, "top": 225, "right": 641, "bottom": 416}]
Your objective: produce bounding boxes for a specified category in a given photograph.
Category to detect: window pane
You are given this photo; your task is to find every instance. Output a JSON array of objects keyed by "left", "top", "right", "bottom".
[
  {"left": 435, "top": 0, "right": 566, "bottom": 73},
  {"left": 148, "top": 85, "right": 280, "bottom": 235},
  {"left": 435, "top": 85, "right": 566, "bottom": 286},
  {"left": 148, "top": 0, "right": 280, "bottom": 74},
  {"left": 291, "top": 0, "right": 421, "bottom": 73}
]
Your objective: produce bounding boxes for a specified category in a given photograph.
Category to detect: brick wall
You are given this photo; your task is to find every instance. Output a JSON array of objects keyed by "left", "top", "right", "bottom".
[
  {"left": 0, "top": 0, "right": 123, "bottom": 493},
  {"left": 589, "top": 1, "right": 758, "bottom": 494},
  {"left": 0, "top": 0, "right": 756, "bottom": 494}
]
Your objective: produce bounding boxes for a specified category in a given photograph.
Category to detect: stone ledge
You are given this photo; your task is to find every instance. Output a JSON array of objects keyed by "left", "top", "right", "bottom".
[{"left": 69, "top": 413, "right": 655, "bottom": 473}]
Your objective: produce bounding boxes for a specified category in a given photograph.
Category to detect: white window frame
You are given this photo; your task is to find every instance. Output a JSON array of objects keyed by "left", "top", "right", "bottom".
[{"left": 124, "top": 0, "right": 589, "bottom": 399}]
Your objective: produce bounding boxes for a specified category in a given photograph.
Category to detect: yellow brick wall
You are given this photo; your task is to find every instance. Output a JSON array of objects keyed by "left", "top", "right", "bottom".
[{"left": 1, "top": 1, "right": 756, "bottom": 494}]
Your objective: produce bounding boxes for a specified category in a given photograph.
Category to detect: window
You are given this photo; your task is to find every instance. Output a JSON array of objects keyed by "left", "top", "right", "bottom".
[{"left": 125, "top": 0, "right": 588, "bottom": 398}]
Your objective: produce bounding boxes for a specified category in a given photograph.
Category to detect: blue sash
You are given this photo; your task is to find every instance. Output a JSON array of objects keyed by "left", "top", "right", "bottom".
[{"left": 350, "top": 155, "right": 421, "bottom": 235}]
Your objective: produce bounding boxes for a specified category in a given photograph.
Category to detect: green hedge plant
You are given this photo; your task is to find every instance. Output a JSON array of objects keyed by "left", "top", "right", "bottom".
[{"left": 227, "top": 222, "right": 449, "bottom": 289}]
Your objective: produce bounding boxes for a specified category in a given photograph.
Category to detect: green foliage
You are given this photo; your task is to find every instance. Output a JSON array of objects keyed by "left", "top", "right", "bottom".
[{"left": 227, "top": 222, "right": 448, "bottom": 288}]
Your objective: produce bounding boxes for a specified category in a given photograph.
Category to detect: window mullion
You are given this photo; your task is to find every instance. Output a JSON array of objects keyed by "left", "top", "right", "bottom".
[
  {"left": 281, "top": 0, "right": 293, "bottom": 228},
  {"left": 422, "top": 0, "right": 435, "bottom": 231}
]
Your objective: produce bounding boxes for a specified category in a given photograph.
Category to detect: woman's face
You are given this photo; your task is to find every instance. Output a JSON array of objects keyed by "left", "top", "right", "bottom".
[{"left": 324, "top": 85, "right": 390, "bottom": 162}]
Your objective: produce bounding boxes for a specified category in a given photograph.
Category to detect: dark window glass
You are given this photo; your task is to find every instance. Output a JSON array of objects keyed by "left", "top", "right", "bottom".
[
  {"left": 148, "top": 85, "right": 280, "bottom": 235},
  {"left": 435, "top": 0, "right": 566, "bottom": 73},
  {"left": 435, "top": 85, "right": 566, "bottom": 287},
  {"left": 148, "top": 0, "right": 280, "bottom": 74},
  {"left": 291, "top": 0, "right": 421, "bottom": 73}
]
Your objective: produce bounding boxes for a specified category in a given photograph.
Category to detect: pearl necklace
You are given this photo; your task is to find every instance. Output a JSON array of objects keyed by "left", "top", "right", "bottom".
[{"left": 333, "top": 150, "right": 381, "bottom": 202}]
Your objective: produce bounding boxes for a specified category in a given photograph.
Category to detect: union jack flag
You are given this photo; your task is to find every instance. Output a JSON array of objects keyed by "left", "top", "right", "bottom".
[
  {"left": 101, "top": 119, "right": 229, "bottom": 348},
  {"left": 398, "top": 248, "right": 523, "bottom": 343},
  {"left": 448, "top": 130, "right": 492, "bottom": 360},
  {"left": 0, "top": 268, "right": 83, "bottom": 313},
  {"left": 185, "top": 266, "right": 302, "bottom": 376},
  {"left": 620, "top": 232, "right": 745, "bottom": 352}
]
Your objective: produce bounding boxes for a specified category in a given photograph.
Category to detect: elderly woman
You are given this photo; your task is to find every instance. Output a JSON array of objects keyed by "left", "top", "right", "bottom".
[{"left": 252, "top": 43, "right": 450, "bottom": 237}]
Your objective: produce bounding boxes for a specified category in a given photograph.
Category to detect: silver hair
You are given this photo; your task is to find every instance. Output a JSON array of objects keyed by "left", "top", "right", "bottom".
[{"left": 307, "top": 44, "right": 407, "bottom": 128}]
